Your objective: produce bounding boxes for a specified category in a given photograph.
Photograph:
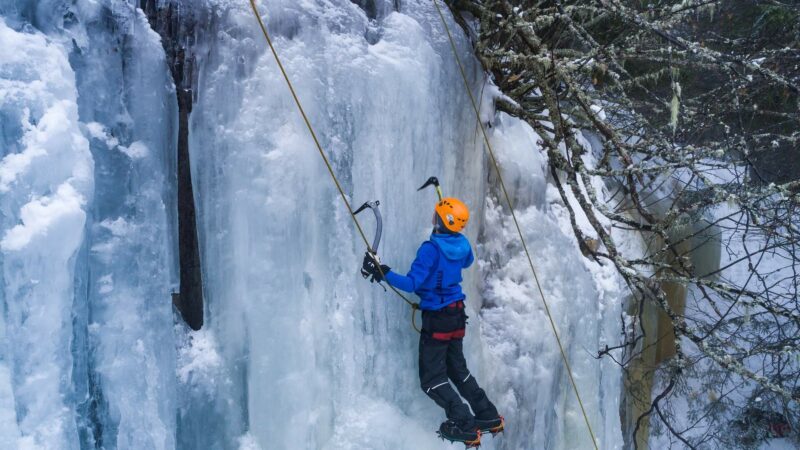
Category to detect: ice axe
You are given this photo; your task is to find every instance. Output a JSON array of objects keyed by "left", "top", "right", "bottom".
[
  {"left": 354, "top": 200, "right": 382, "bottom": 254},
  {"left": 354, "top": 200, "right": 385, "bottom": 283},
  {"left": 418, "top": 176, "right": 443, "bottom": 201}
]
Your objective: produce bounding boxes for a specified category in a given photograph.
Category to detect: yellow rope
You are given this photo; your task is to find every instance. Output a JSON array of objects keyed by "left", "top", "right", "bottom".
[
  {"left": 247, "top": 0, "right": 420, "bottom": 333},
  {"left": 430, "top": 0, "right": 599, "bottom": 447}
]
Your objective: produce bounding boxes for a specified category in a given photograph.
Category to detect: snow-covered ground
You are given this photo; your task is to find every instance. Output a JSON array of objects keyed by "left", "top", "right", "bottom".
[{"left": 0, "top": 0, "right": 627, "bottom": 448}]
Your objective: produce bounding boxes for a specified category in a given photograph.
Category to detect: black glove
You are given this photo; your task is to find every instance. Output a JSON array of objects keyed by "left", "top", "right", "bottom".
[{"left": 361, "top": 252, "right": 390, "bottom": 283}]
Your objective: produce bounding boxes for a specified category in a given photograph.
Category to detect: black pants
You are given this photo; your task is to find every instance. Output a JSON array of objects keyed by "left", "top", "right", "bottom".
[{"left": 419, "top": 303, "right": 498, "bottom": 426}]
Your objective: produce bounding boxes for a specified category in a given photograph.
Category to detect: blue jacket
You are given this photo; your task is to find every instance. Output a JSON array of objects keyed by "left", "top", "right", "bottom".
[{"left": 385, "top": 233, "right": 474, "bottom": 310}]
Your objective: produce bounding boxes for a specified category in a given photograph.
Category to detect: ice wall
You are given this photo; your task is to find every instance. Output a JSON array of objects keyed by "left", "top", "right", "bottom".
[
  {"left": 70, "top": 4, "right": 179, "bottom": 448},
  {"left": 187, "top": 1, "right": 625, "bottom": 449},
  {"left": 186, "top": 1, "right": 489, "bottom": 447},
  {"left": 0, "top": 17, "right": 92, "bottom": 448},
  {"left": 1, "top": 1, "right": 178, "bottom": 448},
  {"left": 477, "top": 115, "right": 626, "bottom": 449},
  {"left": 1, "top": 0, "right": 626, "bottom": 449}
]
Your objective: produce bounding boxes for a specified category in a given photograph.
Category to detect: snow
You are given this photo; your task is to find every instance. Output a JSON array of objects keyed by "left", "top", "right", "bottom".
[
  {"left": 119, "top": 141, "right": 149, "bottom": 159},
  {"left": 1, "top": 183, "right": 87, "bottom": 251},
  {"left": 590, "top": 104, "right": 607, "bottom": 121},
  {"left": 762, "top": 439, "right": 797, "bottom": 450},
  {"left": 2, "top": 1, "right": 179, "bottom": 448},
  {"left": 326, "top": 396, "right": 448, "bottom": 449},
  {"left": 237, "top": 432, "right": 263, "bottom": 450},
  {"left": 176, "top": 329, "right": 223, "bottom": 386},
  {"left": 0, "top": 16, "right": 92, "bottom": 449},
  {"left": 83, "top": 121, "right": 120, "bottom": 148}
]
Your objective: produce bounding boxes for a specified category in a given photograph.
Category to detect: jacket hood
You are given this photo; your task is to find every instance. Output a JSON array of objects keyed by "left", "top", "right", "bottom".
[{"left": 429, "top": 233, "right": 471, "bottom": 261}]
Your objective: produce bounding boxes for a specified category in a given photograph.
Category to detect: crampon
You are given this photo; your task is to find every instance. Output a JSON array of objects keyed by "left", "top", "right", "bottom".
[
  {"left": 476, "top": 415, "right": 505, "bottom": 436},
  {"left": 437, "top": 429, "right": 481, "bottom": 448},
  {"left": 437, "top": 419, "right": 482, "bottom": 448}
]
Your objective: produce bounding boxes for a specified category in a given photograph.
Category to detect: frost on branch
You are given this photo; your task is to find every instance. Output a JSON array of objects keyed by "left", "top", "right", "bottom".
[{"left": 447, "top": 1, "right": 799, "bottom": 448}]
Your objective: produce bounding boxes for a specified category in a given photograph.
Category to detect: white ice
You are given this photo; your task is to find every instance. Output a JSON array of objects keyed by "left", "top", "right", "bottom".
[
  {"left": 188, "top": 1, "right": 626, "bottom": 448},
  {"left": 1, "top": 1, "right": 628, "bottom": 449},
  {"left": 0, "top": 16, "right": 92, "bottom": 448}
]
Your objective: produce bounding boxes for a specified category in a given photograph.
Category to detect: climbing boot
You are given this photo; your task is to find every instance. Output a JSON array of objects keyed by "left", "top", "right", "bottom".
[
  {"left": 475, "top": 415, "right": 505, "bottom": 435},
  {"left": 437, "top": 419, "right": 481, "bottom": 448}
]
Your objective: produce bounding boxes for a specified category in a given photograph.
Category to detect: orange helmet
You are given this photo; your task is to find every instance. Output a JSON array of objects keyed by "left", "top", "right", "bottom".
[{"left": 435, "top": 197, "right": 469, "bottom": 233}]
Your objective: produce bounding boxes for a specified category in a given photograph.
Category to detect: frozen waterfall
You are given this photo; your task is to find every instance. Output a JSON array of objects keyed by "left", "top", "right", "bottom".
[{"left": 0, "top": 0, "right": 626, "bottom": 449}]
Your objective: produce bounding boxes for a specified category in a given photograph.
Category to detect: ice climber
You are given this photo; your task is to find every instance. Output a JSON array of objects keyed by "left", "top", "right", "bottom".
[{"left": 361, "top": 197, "right": 504, "bottom": 447}]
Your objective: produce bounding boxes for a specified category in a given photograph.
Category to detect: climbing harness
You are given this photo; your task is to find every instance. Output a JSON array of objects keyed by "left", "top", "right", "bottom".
[
  {"left": 247, "top": 0, "right": 421, "bottom": 333},
  {"left": 429, "top": 0, "right": 599, "bottom": 446}
]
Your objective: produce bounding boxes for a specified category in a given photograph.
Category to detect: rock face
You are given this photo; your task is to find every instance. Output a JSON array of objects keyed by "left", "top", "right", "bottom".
[
  {"left": 351, "top": 0, "right": 378, "bottom": 19},
  {"left": 140, "top": 0, "right": 203, "bottom": 330}
]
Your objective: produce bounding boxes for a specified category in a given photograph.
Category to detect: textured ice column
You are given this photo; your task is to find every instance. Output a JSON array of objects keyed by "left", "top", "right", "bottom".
[
  {"left": 188, "top": 0, "right": 487, "bottom": 448},
  {"left": 477, "top": 114, "right": 625, "bottom": 449},
  {"left": 1, "top": 1, "right": 180, "bottom": 447},
  {"left": 67, "top": 2, "right": 179, "bottom": 448},
  {"left": 0, "top": 18, "right": 93, "bottom": 449}
]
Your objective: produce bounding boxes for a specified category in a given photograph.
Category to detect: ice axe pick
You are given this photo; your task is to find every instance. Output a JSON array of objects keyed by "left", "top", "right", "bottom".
[{"left": 418, "top": 176, "right": 443, "bottom": 202}]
